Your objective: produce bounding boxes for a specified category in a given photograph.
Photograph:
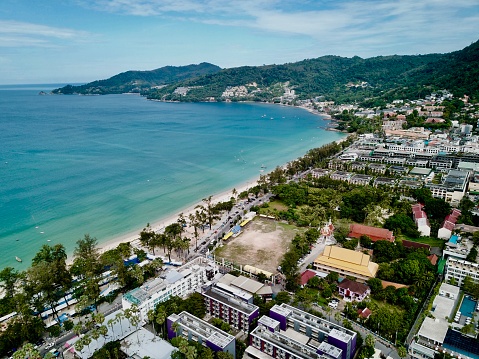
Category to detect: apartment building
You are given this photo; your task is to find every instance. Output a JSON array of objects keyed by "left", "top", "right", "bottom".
[
  {"left": 246, "top": 304, "right": 357, "bottom": 359},
  {"left": 445, "top": 257, "right": 479, "bottom": 286},
  {"left": 122, "top": 257, "right": 217, "bottom": 321},
  {"left": 428, "top": 170, "right": 469, "bottom": 204},
  {"left": 202, "top": 286, "right": 259, "bottom": 332},
  {"left": 167, "top": 311, "right": 236, "bottom": 358}
]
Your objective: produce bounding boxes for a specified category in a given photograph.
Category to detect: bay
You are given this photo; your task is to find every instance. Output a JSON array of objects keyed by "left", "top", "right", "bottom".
[{"left": 0, "top": 85, "right": 344, "bottom": 270}]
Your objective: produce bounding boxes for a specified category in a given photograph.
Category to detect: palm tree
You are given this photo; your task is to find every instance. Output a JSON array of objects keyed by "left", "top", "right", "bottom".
[
  {"left": 73, "top": 323, "right": 84, "bottom": 337},
  {"left": 74, "top": 339, "right": 84, "bottom": 353},
  {"left": 324, "top": 306, "right": 332, "bottom": 321},
  {"left": 98, "top": 325, "right": 108, "bottom": 346},
  {"left": 147, "top": 309, "right": 157, "bottom": 335},
  {"left": 115, "top": 312, "right": 125, "bottom": 336},
  {"left": 127, "top": 305, "right": 141, "bottom": 343},
  {"left": 139, "top": 223, "right": 156, "bottom": 254},
  {"left": 165, "top": 223, "right": 183, "bottom": 262},
  {"left": 171, "top": 321, "right": 181, "bottom": 338},
  {"left": 156, "top": 307, "right": 167, "bottom": 338},
  {"left": 82, "top": 334, "right": 92, "bottom": 358},
  {"left": 195, "top": 207, "right": 207, "bottom": 233},
  {"left": 177, "top": 212, "right": 187, "bottom": 228},
  {"left": 189, "top": 212, "right": 201, "bottom": 250},
  {"left": 90, "top": 328, "right": 100, "bottom": 347},
  {"left": 107, "top": 318, "right": 116, "bottom": 339},
  {"left": 202, "top": 195, "right": 220, "bottom": 230},
  {"left": 334, "top": 311, "right": 342, "bottom": 323}
]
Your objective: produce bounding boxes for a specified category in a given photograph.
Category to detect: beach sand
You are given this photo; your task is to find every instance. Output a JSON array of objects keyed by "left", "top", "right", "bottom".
[{"left": 92, "top": 177, "right": 259, "bottom": 258}]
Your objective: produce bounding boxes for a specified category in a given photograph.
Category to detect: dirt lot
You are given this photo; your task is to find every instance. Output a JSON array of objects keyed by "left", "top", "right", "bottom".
[{"left": 214, "top": 217, "right": 303, "bottom": 273}]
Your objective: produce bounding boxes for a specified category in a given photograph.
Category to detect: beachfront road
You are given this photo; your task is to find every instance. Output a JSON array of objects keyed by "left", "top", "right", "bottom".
[{"left": 191, "top": 193, "right": 274, "bottom": 257}]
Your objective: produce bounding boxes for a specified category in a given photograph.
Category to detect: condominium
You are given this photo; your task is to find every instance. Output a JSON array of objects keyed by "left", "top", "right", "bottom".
[
  {"left": 427, "top": 169, "right": 470, "bottom": 204},
  {"left": 167, "top": 311, "right": 236, "bottom": 358},
  {"left": 245, "top": 304, "right": 357, "bottom": 359},
  {"left": 202, "top": 286, "right": 259, "bottom": 332},
  {"left": 445, "top": 257, "right": 479, "bottom": 286},
  {"left": 122, "top": 257, "right": 217, "bottom": 321}
]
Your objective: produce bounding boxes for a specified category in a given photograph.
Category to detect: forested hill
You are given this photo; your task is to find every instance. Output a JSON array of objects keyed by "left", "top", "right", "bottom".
[
  {"left": 146, "top": 39, "right": 479, "bottom": 103},
  {"left": 52, "top": 62, "right": 222, "bottom": 95},
  {"left": 52, "top": 40, "right": 479, "bottom": 102}
]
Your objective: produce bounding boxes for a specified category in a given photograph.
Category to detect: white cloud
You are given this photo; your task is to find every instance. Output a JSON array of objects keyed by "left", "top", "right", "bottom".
[
  {"left": 0, "top": 21, "right": 91, "bottom": 48},
  {"left": 82, "top": 0, "right": 479, "bottom": 56}
]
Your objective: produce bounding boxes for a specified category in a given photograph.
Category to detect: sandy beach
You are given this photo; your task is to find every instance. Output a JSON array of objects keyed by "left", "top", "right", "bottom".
[
  {"left": 62, "top": 101, "right": 346, "bottom": 265},
  {"left": 94, "top": 177, "right": 259, "bottom": 257}
]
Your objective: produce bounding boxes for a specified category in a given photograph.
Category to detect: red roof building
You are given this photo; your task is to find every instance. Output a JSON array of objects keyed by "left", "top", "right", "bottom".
[
  {"left": 357, "top": 307, "right": 372, "bottom": 320},
  {"left": 338, "top": 279, "right": 370, "bottom": 302},
  {"left": 349, "top": 224, "right": 395, "bottom": 243},
  {"left": 299, "top": 269, "right": 317, "bottom": 287},
  {"left": 438, "top": 209, "right": 462, "bottom": 239},
  {"left": 428, "top": 254, "right": 438, "bottom": 266},
  {"left": 402, "top": 240, "right": 431, "bottom": 251}
]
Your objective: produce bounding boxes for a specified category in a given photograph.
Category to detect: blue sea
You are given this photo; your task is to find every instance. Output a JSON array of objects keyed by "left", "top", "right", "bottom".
[{"left": 0, "top": 84, "right": 344, "bottom": 270}]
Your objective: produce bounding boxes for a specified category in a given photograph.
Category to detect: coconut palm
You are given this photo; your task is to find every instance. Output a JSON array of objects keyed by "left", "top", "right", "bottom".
[
  {"left": 139, "top": 223, "right": 157, "bottom": 254},
  {"left": 115, "top": 311, "right": 125, "bottom": 336},
  {"left": 147, "top": 309, "right": 157, "bottom": 336},
  {"left": 202, "top": 195, "right": 220, "bottom": 230},
  {"left": 82, "top": 334, "right": 92, "bottom": 357},
  {"left": 156, "top": 306, "right": 167, "bottom": 338},
  {"left": 98, "top": 325, "right": 108, "bottom": 346},
  {"left": 189, "top": 211, "right": 201, "bottom": 250},
  {"left": 107, "top": 318, "right": 116, "bottom": 338}
]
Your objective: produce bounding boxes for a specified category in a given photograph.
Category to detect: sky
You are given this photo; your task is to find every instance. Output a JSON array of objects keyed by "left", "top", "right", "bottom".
[{"left": 1, "top": 0, "right": 478, "bottom": 85}]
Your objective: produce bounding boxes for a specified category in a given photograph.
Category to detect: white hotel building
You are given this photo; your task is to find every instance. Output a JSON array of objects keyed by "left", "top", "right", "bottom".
[
  {"left": 445, "top": 257, "right": 479, "bottom": 286},
  {"left": 122, "top": 257, "right": 217, "bottom": 321}
]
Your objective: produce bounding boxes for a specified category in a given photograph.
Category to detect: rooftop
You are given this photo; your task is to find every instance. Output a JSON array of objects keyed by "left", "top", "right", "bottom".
[
  {"left": 171, "top": 311, "right": 235, "bottom": 348},
  {"left": 203, "top": 287, "right": 259, "bottom": 315},
  {"left": 314, "top": 246, "right": 379, "bottom": 278},
  {"left": 349, "top": 224, "right": 394, "bottom": 242}
]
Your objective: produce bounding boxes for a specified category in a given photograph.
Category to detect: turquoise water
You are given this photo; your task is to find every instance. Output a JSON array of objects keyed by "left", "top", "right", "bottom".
[
  {"left": 449, "top": 235, "right": 459, "bottom": 244},
  {"left": 459, "top": 296, "right": 476, "bottom": 318},
  {"left": 0, "top": 85, "right": 344, "bottom": 270}
]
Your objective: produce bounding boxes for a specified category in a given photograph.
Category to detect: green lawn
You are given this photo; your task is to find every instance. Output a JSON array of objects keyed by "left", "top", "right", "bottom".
[{"left": 398, "top": 235, "right": 445, "bottom": 248}]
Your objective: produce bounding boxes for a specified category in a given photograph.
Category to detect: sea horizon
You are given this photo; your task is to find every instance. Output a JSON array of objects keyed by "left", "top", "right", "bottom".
[{"left": 0, "top": 85, "right": 345, "bottom": 270}]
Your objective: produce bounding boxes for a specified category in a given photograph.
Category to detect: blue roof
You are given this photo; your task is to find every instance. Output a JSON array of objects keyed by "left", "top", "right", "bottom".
[{"left": 232, "top": 225, "right": 241, "bottom": 234}]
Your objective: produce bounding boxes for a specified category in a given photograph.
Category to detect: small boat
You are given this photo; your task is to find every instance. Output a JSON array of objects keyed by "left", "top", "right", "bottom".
[
  {"left": 261, "top": 164, "right": 267, "bottom": 168},
  {"left": 15, "top": 256, "right": 22, "bottom": 262}
]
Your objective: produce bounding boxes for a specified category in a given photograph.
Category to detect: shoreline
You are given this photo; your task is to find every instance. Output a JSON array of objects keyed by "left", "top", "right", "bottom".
[
  {"left": 86, "top": 176, "right": 259, "bottom": 261},
  {"left": 88, "top": 100, "right": 341, "bottom": 259}
]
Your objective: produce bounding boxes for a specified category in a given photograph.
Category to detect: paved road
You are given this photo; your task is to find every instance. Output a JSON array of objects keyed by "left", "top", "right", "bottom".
[
  {"left": 314, "top": 304, "right": 400, "bottom": 359},
  {"left": 299, "top": 235, "right": 336, "bottom": 272},
  {"left": 189, "top": 193, "right": 274, "bottom": 258}
]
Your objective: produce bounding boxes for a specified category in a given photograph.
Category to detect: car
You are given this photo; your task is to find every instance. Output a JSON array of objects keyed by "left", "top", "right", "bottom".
[
  {"left": 328, "top": 301, "right": 338, "bottom": 309},
  {"left": 45, "top": 342, "right": 55, "bottom": 350},
  {"left": 49, "top": 348, "right": 60, "bottom": 357}
]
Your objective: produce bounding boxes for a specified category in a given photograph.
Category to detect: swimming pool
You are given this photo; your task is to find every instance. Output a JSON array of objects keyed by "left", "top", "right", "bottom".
[
  {"left": 459, "top": 295, "right": 477, "bottom": 318},
  {"left": 449, "top": 235, "right": 459, "bottom": 244}
]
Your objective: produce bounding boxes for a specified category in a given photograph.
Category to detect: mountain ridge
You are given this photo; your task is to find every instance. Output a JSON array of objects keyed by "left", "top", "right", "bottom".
[
  {"left": 52, "top": 40, "right": 479, "bottom": 102},
  {"left": 52, "top": 62, "right": 222, "bottom": 95}
]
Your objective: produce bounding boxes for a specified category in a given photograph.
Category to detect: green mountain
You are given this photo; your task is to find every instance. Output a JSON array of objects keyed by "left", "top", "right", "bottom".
[
  {"left": 52, "top": 40, "right": 479, "bottom": 102},
  {"left": 146, "top": 39, "right": 479, "bottom": 103},
  {"left": 52, "top": 62, "right": 222, "bottom": 95}
]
